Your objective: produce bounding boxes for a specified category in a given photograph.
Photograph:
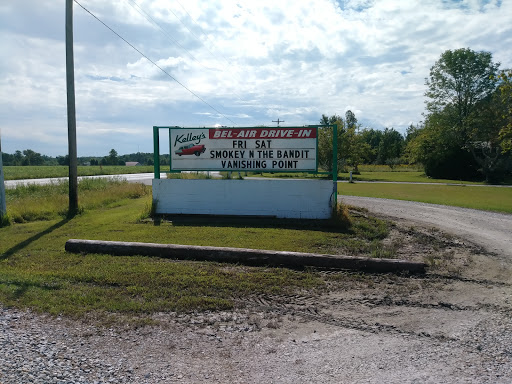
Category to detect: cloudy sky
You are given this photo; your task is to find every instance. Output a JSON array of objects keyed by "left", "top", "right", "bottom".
[{"left": 1, "top": 0, "right": 511, "bottom": 157}]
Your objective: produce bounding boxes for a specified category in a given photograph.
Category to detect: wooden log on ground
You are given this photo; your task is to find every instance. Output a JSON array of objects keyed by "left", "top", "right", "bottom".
[{"left": 65, "top": 239, "right": 426, "bottom": 274}]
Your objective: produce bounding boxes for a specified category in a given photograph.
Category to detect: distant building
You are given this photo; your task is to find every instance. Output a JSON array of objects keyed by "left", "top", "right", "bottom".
[{"left": 125, "top": 162, "right": 141, "bottom": 166}]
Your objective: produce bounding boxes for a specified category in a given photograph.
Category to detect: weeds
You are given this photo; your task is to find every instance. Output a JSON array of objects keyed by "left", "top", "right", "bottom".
[
  {"left": 0, "top": 214, "right": 10, "bottom": 228},
  {"left": 166, "top": 172, "right": 212, "bottom": 179},
  {"left": 4, "top": 178, "right": 149, "bottom": 223}
]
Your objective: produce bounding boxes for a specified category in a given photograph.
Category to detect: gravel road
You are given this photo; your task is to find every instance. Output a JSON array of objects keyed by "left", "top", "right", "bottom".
[{"left": 341, "top": 196, "right": 512, "bottom": 259}]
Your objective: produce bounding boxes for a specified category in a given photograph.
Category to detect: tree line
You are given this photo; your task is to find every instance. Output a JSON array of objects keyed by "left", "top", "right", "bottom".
[
  {"left": 2, "top": 48, "right": 511, "bottom": 182},
  {"left": 319, "top": 48, "right": 511, "bottom": 182},
  {"left": 318, "top": 111, "right": 409, "bottom": 173},
  {"left": 1, "top": 149, "right": 170, "bottom": 166}
]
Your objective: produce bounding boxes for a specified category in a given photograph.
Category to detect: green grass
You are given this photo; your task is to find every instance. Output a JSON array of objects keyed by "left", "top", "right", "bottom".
[
  {"left": 339, "top": 182, "right": 512, "bottom": 213},
  {"left": 0, "top": 181, "right": 392, "bottom": 319},
  {"left": 356, "top": 164, "right": 423, "bottom": 172},
  {"left": 3, "top": 165, "right": 155, "bottom": 180},
  {"left": 339, "top": 171, "right": 486, "bottom": 184},
  {"left": 253, "top": 169, "right": 487, "bottom": 184},
  {"left": 4, "top": 178, "right": 149, "bottom": 223}
]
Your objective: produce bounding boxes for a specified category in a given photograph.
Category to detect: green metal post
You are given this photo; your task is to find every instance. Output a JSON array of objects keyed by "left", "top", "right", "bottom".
[
  {"left": 0, "top": 131, "right": 6, "bottom": 218},
  {"left": 332, "top": 124, "right": 338, "bottom": 208},
  {"left": 153, "top": 126, "right": 160, "bottom": 179}
]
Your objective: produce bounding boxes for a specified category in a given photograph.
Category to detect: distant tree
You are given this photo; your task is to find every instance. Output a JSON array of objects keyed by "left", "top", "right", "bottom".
[
  {"left": 107, "top": 149, "right": 118, "bottom": 165},
  {"left": 21, "top": 149, "right": 44, "bottom": 166},
  {"left": 14, "top": 150, "right": 23, "bottom": 165},
  {"left": 376, "top": 128, "right": 404, "bottom": 165},
  {"left": 1, "top": 153, "right": 15, "bottom": 166},
  {"left": 90, "top": 158, "right": 99, "bottom": 166},
  {"left": 57, "top": 155, "right": 69, "bottom": 166},
  {"left": 360, "top": 128, "right": 383, "bottom": 163},
  {"left": 319, "top": 115, "right": 345, "bottom": 172},
  {"left": 343, "top": 110, "right": 370, "bottom": 173}
]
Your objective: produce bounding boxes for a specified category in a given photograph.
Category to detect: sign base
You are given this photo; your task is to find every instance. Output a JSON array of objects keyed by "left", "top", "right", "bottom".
[{"left": 152, "top": 179, "right": 334, "bottom": 219}]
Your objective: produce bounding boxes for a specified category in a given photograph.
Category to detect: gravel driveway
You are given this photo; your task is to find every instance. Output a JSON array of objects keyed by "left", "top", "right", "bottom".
[{"left": 340, "top": 196, "right": 512, "bottom": 259}]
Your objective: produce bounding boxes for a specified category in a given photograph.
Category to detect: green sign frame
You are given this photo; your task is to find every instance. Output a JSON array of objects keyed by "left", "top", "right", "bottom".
[{"left": 153, "top": 124, "right": 338, "bottom": 201}]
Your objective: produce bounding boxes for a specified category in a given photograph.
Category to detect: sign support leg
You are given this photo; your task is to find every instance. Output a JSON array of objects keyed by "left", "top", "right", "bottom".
[
  {"left": 153, "top": 126, "right": 160, "bottom": 179},
  {"left": 332, "top": 124, "right": 338, "bottom": 209}
]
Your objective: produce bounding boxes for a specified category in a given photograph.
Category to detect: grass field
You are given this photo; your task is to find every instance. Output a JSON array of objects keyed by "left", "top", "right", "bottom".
[
  {"left": 255, "top": 170, "right": 487, "bottom": 185},
  {"left": 339, "top": 171, "right": 486, "bottom": 184},
  {"left": 0, "top": 180, "right": 392, "bottom": 319},
  {"left": 339, "top": 182, "right": 512, "bottom": 213},
  {"left": 3, "top": 165, "right": 155, "bottom": 180}
]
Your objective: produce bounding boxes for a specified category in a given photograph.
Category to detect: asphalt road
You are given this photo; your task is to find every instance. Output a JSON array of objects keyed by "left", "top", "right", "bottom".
[
  {"left": 4, "top": 173, "right": 165, "bottom": 188},
  {"left": 340, "top": 195, "right": 512, "bottom": 259}
]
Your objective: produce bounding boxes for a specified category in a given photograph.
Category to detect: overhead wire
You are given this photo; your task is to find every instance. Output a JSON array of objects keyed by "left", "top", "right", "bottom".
[
  {"left": 124, "top": 0, "right": 247, "bottom": 103},
  {"left": 174, "top": 0, "right": 244, "bottom": 81},
  {"left": 73, "top": 0, "right": 237, "bottom": 126}
]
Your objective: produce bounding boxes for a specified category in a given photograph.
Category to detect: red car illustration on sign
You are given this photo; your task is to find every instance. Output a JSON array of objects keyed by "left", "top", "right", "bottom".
[{"left": 175, "top": 143, "right": 206, "bottom": 156}]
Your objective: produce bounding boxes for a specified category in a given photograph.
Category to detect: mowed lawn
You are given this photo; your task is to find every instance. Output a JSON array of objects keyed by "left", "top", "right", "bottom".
[{"left": 339, "top": 182, "right": 512, "bottom": 214}]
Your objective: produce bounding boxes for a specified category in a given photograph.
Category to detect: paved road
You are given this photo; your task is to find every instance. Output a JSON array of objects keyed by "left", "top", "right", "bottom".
[
  {"left": 340, "top": 195, "right": 512, "bottom": 259},
  {"left": 4, "top": 173, "right": 165, "bottom": 188},
  {"left": 4, "top": 172, "right": 226, "bottom": 188}
]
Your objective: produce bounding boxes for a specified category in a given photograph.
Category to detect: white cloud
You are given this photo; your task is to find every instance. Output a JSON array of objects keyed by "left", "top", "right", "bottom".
[{"left": 1, "top": 0, "right": 511, "bottom": 155}]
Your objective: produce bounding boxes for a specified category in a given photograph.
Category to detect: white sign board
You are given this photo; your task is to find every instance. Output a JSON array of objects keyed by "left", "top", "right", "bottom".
[{"left": 170, "top": 127, "right": 317, "bottom": 172}]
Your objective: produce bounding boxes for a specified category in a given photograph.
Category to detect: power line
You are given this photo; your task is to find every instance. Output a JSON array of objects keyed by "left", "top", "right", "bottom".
[
  {"left": 173, "top": 0, "right": 247, "bottom": 91},
  {"left": 125, "top": 0, "right": 199, "bottom": 66},
  {"left": 174, "top": 0, "right": 241, "bottom": 75},
  {"left": 73, "top": 0, "right": 237, "bottom": 126},
  {"left": 123, "top": 0, "right": 247, "bottom": 103}
]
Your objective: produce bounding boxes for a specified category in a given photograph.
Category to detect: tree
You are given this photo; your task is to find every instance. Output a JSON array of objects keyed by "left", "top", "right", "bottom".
[
  {"left": 420, "top": 48, "right": 508, "bottom": 181},
  {"left": 376, "top": 128, "right": 404, "bottom": 165},
  {"left": 425, "top": 48, "right": 499, "bottom": 125},
  {"left": 497, "top": 70, "right": 512, "bottom": 153},
  {"left": 318, "top": 115, "right": 345, "bottom": 172},
  {"left": 360, "top": 128, "right": 383, "bottom": 163},
  {"left": 343, "top": 110, "right": 369, "bottom": 172},
  {"left": 14, "top": 150, "right": 23, "bottom": 165},
  {"left": 107, "top": 149, "right": 118, "bottom": 165},
  {"left": 406, "top": 113, "right": 480, "bottom": 180},
  {"left": 57, "top": 155, "right": 69, "bottom": 166},
  {"left": 22, "top": 149, "right": 44, "bottom": 166},
  {"left": 318, "top": 111, "right": 370, "bottom": 173}
]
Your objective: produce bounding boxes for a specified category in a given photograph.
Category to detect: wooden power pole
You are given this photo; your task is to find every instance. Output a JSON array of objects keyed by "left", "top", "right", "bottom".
[{"left": 66, "top": 0, "right": 78, "bottom": 215}]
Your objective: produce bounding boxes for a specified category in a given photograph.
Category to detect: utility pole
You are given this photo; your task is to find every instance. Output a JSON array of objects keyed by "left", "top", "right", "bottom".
[
  {"left": 0, "top": 129, "right": 7, "bottom": 219},
  {"left": 66, "top": 0, "right": 78, "bottom": 215},
  {"left": 272, "top": 118, "right": 285, "bottom": 127}
]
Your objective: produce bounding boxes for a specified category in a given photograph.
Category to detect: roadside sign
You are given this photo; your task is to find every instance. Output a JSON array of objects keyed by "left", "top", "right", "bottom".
[{"left": 168, "top": 127, "right": 318, "bottom": 172}]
